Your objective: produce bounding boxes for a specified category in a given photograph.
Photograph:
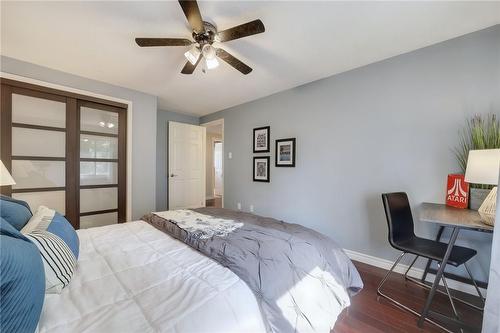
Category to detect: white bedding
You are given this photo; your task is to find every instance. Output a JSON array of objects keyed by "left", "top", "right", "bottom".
[{"left": 38, "top": 221, "right": 267, "bottom": 333}]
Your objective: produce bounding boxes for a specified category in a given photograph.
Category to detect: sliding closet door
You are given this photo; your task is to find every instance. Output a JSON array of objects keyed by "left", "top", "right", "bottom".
[
  {"left": 1, "top": 86, "right": 78, "bottom": 225},
  {"left": 78, "top": 101, "right": 126, "bottom": 228},
  {"left": 0, "top": 79, "right": 127, "bottom": 229}
]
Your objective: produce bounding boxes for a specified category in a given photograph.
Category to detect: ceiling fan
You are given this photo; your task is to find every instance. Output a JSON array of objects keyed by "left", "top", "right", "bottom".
[{"left": 135, "top": 0, "right": 265, "bottom": 75}]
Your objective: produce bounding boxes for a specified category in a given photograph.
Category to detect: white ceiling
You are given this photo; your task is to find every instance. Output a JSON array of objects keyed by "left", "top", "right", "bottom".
[{"left": 2, "top": 1, "right": 499, "bottom": 116}]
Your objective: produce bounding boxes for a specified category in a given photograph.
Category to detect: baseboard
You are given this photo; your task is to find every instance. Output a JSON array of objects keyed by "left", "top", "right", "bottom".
[{"left": 344, "top": 249, "right": 487, "bottom": 297}]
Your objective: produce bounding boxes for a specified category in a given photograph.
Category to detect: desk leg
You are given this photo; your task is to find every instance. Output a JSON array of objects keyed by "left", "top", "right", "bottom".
[
  {"left": 418, "top": 227, "right": 460, "bottom": 327},
  {"left": 421, "top": 225, "right": 445, "bottom": 283}
]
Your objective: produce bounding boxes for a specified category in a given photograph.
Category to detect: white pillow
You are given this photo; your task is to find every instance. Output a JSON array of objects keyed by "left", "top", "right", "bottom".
[
  {"left": 21, "top": 205, "right": 55, "bottom": 234},
  {"left": 25, "top": 230, "right": 77, "bottom": 294}
]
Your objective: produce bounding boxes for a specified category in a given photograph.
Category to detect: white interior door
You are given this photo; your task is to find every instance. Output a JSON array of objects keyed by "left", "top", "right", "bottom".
[
  {"left": 168, "top": 122, "right": 206, "bottom": 210},
  {"left": 214, "top": 142, "right": 223, "bottom": 196}
]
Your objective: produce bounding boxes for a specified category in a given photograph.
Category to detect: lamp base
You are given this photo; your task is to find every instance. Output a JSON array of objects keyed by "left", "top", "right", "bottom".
[{"left": 478, "top": 186, "right": 497, "bottom": 226}]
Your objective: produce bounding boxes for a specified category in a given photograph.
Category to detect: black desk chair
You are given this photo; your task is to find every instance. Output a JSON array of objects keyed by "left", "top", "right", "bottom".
[{"left": 378, "top": 192, "right": 484, "bottom": 332}]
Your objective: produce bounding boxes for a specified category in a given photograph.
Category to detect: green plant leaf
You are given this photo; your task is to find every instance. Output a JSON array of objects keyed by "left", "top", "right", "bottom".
[{"left": 454, "top": 113, "right": 500, "bottom": 189}]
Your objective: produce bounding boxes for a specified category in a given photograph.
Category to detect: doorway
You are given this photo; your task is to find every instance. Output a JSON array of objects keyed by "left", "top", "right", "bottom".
[
  {"left": 202, "top": 119, "right": 223, "bottom": 208},
  {"left": 168, "top": 121, "right": 206, "bottom": 210}
]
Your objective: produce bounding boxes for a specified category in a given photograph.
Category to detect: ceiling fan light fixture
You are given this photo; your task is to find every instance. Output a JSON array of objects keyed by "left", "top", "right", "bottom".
[
  {"left": 184, "top": 46, "right": 200, "bottom": 65},
  {"left": 205, "top": 56, "right": 219, "bottom": 70},
  {"left": 136, "top": 0, "right": 265, "bottom": 75},
  {"left": 201, "top": 44, "right": 218, "bottom": 70},
  {"left": 202, "top": 44, "right": 216, "bottom": 60}
]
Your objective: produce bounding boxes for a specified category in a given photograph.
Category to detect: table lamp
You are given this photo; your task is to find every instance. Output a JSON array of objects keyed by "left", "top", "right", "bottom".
[
  {"left": 465, "top": 149, "right": 500, "bottom": 226},
  {"left": 0, "top": 160, "right": 16, "bottom": 186}
]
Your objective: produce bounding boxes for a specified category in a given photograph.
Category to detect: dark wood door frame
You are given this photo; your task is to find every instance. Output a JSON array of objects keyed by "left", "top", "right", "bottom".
[
  {"left": 76, "top": 99, "right": 127, "bottom": 224},
  {"left": 0, "top": 78, "right": 127, "bottom": 109},
  {"left": 0, "top": 79, "right": 127, "bottom": 228}
]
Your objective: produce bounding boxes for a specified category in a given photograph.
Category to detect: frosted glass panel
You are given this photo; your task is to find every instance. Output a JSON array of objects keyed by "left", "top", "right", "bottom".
[
  {"left": 80, "top": 162, "right": 117, "bottom": 185},
  {"left": 80, "top": 135, "right": 118, "bottom": 159},
  {"left": 12, "top": 160, "right": 65, "bottom": 189},
  {"left": 80, "top": 212, "right": 117, "bottom": 229},
  {"left": 81, "top": 107, "right": 118, "bottom": 135},
  {"left": 80, "top": 187, "right": 117, "bottom": 213},
  {"left": 12, "top": 191, "right": 65, "bottom": 214},
  {"left": 12, "top": 128, "right": 65, "bottom": 157},
  {"left": 12, "top": 94, "right": 66, "bottom": 128}
]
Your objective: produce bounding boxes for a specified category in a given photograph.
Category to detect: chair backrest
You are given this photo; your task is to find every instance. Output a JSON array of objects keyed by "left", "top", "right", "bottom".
[{"left": 381, "top": 192, "right": 415, "bottom": 247}]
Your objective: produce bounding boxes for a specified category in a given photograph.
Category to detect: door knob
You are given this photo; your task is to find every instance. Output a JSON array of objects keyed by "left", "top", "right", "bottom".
[{"left": 170, "top": 174, "right": 177, "bottom": 177}]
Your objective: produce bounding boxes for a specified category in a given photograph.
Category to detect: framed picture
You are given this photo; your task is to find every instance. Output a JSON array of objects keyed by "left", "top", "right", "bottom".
[
  {"left": 253, "top": 126, "right": 270, "bottom": 153},
  {"left": 275, "top": 138, "right": 296, "bottom": 167},
  {"left": 253, "top": 156, "right": 270, "bottom": 182}
]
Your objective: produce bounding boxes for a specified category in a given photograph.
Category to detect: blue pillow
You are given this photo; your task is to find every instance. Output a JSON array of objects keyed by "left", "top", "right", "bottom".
[
  {"left": 0, "top": 195, "right": 32, "bottom": 231},
  {"left": 0, "top": 218, "right": 45, "bottom": 333},
  {"left": 0, "top": 217, "right": 28, "bottom": 241},
  {"left": 46, "top": 213, "right": 79, "bottom": 259}
]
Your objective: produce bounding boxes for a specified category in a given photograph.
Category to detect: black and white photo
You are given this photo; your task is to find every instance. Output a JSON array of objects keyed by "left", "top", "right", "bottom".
[
  {"left": 253, "top": 126, "right": 270, "bottom": 153},
  {"left": 275, "top": 138, "right": 296, "bottom": 167},
  {"left": 253, "top": 156, "right": 270, "bottom": 182}
]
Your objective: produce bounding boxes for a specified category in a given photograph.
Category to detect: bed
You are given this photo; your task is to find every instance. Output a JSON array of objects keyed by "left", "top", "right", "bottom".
[
  {"left": 38, "top": 208, "right": 363, "bottom": 333},
  {"left": 38, "top": 220, "right": 266, "bottom": 333}
]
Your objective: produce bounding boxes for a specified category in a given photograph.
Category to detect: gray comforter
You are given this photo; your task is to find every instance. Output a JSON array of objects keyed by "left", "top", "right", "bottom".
[{"left": 142, "top": 208, "right": 363, "bottom": 333}]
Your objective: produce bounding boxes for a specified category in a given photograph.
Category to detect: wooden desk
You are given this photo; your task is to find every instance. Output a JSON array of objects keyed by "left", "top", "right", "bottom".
[
  {"left": 420, "top": 203, "right": 493, "bottom": 232},
  {"left": 419, "top": 203, "right": 493, "bottom": 288},
  {"left": 417, "top": 202, "right": 491, "bottom": 329}
]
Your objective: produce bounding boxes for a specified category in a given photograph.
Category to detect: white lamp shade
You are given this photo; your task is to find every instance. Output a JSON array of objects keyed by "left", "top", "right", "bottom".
[
  {"left": 0, "top": 160, "right": 16, "bottom": 186},
  {"left": 464, "top": 149, "right": 500, "bottom": 185}
]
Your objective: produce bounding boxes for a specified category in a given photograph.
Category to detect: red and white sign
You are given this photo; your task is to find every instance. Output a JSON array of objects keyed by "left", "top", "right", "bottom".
[{"left": 446, "top": 174, "right": 469, "bottom": 209}]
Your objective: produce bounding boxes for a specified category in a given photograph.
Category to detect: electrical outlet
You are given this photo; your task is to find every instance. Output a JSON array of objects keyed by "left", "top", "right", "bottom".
[
  {"left": 250, "top": 205, "right": 254, "bottom": 213},
  {"left": 237, "top": 202, "right": 242, "bottom": 210},
  {"left": 228, "top": 152, "right": 233, "bottom": 159}
]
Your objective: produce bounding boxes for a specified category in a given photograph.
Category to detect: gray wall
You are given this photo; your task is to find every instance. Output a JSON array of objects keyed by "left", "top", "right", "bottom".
[
  {"left": 201, "top": 25, "right": 500, "bottom": 281},
  {"left": 1, "top": 56, "right": 158, "bottom": 220},
  {"left": 156, "top": 109, "right": 199, "bottom": 211}
]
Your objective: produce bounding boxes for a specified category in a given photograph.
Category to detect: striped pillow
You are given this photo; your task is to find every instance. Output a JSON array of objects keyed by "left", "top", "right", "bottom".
[{"left": 25, "top": 230, "right": 77, "bottom": 294}]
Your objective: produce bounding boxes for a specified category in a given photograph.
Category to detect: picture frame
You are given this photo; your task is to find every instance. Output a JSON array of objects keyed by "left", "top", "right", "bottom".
[
  {"left": 253, "top": 156, "right": 270, "bottom": 182},
  {"left": 253, "top": 126, "right": 270, "bottom": 153},
  {"left": 275, "top": 138, "right": 296, "bottom": 167}
]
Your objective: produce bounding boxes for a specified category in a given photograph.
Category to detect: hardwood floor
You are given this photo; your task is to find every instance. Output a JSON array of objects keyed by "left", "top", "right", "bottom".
[
  {"left": 206, "top": 196, "right": 222, "bottom": 208},
  {"left": 333, "top": 261, "right": 484, "bottom": 333}
]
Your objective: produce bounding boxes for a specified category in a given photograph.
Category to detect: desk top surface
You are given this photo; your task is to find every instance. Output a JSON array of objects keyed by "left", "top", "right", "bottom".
[{"left": 419, "top": 203, "right": 493, "bottom": 232}]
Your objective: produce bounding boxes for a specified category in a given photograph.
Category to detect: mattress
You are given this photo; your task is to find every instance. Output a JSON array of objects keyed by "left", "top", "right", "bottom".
[{"left": 38, "top": 221, "right": 267, "bottom": 333}]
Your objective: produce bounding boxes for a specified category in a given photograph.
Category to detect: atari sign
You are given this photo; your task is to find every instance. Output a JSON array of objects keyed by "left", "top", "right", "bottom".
[{"left": 446, "top": 174, "right": 469, "bottom": 209}]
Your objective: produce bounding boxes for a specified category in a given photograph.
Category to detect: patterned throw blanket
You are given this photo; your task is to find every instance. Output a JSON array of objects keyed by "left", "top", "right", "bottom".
[{"left": 142, "top": 208, "right": 363, "bottom": 333}]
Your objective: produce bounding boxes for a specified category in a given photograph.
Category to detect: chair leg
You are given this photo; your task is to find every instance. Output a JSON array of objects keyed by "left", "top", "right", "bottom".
[
  {"left": 377, "top": 252, "right": 406, "bottom": 295},
  {"left": 464, "top": 262, "right": 486, "bottom": 308},
  {"left": 403, "top": 255, "right": 419, "bottom": 280},
  {"left": 441, "top": 274, "right": 464, "bottom": 333},
  {"left": 404, "top": 262, "right": 484, "bottom": 312},
  {"left": 440, "top": 274, "right": 460, "bottom": 319},
  {"left": 377, "top": 252, "right": 453, "bottom": 333}
]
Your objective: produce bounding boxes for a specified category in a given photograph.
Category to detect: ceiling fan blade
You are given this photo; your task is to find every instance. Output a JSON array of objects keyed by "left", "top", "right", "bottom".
[
  {"left": 181, "top": 54, "right": 202, "bottom": 74},
  {"left": 135, "top": 38, "right": 192, "bottom": 47},
  {"left": 217, "top": 19, "right": 265, "bottom": 42},
  {"left": 216, "top": 48, "right": 252, "bottom": 75},
  {"left": 178, "top": 0, "right": 204, "bottom": 33}
]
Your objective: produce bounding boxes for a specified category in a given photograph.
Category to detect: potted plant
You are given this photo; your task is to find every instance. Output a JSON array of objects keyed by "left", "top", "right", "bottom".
[{"left": 454, "top": 114, "right": 500, "bottom": 210}]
